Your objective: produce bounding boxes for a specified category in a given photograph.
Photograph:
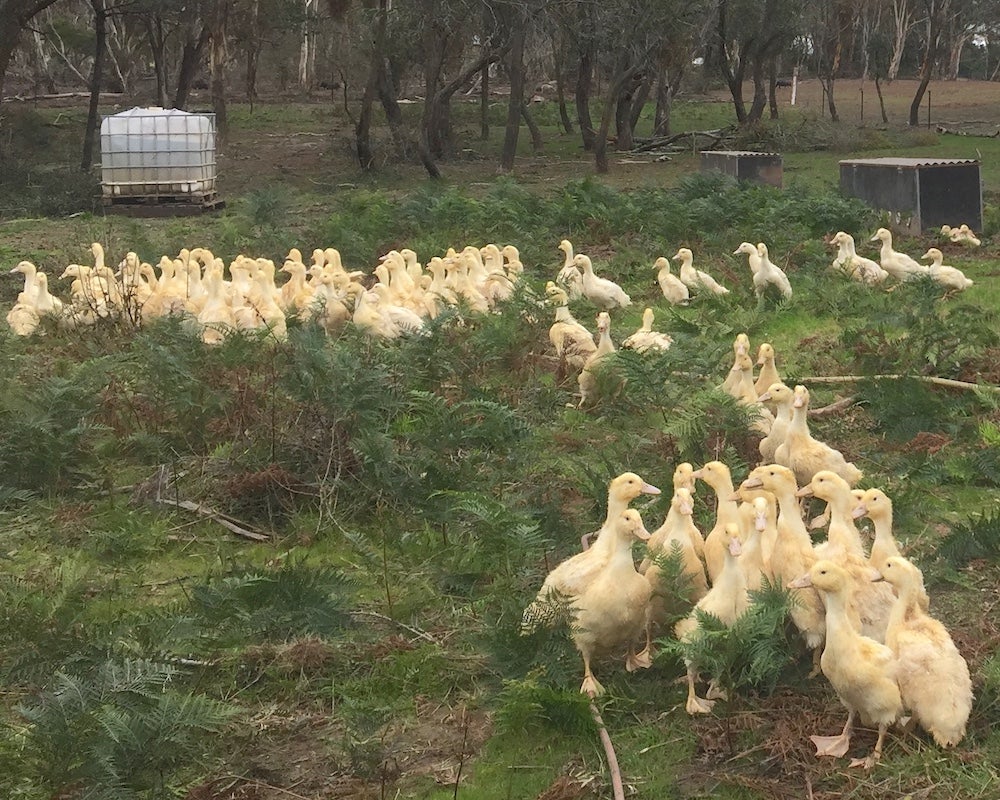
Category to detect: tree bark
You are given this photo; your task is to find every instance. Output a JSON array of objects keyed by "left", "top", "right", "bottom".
[
  {"left": 500, "top": 22, "right": 526, "bottom": 172},
  {"left": 81, "top": 0, "right": 107, "bottom": 172},
  {"left": 888, "top": 0, "right": 913, "bottom": 80},
  {"left": 595, "top": 65, "right": 640, "bottom": 174},
  {"left": 553, "top": 33, "right": 573, "bottom": 134},
  {"left": 375, "top": 42, "right": 440, "bottom": 177},
  {"left": 209, "top": 0, "right": 229, "bottom": 146},
  {"left": 521, "top": 102, "right": 542, "bottom": 154},
  {"left": 145, "top": 16, "right": 169, "bottom": 107},
  {"left": 768, "top": 56, "right": 779, "bottom": 119},
  {"left": 356, "top": 0, "right": 386, "bottom": 170},
  {"left": 480, "top": 62, "right": 489, "bottom": 140},
  {"left": 173, "top": 24, "right": 210, "bottom": 109},
  {"left": 717, "top": 0, "right": 748, "bottom": 124},
  {"left": 627, "top": 71, "right": 653, "bottom": 138},
  {"left": 575, "top": 3, "right": 596, "bottom": 151},
  {"left": 909, "top": 6, "right": 939, "bottom": 126},
  {"left": 874, "top": 74, "right": 889, "bottom": 123}
]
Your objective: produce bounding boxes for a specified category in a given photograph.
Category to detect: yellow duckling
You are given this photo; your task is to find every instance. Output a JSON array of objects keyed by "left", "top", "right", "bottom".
[
  {"left": 790, "top": 560, "right": 902, "bottom": 770},
  {"left": 875, "top": 556, "right": 972, "bottom": 748}
]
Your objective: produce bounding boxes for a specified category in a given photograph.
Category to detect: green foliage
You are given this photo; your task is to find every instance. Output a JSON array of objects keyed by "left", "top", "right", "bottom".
[
  {"left": 0, "top": 354, "right": 112, "bottom": 491},
  {"left": 664, "top": 577, "right": 797, "bottom": 698},
  {"left": 937, "top": 511, "right": 1000, "bottom": 567},
  {"left": 187, "top": 559, "right": 354, "bottom": 646},
  {"left": 16, "top": 657, "right": 235, "bottom": 799},
  {"left": 493, "top": 677, "right": 596, "bottom": 738},
  {"left": 857, "top": 378, "right": 949, "bottom": 441}
]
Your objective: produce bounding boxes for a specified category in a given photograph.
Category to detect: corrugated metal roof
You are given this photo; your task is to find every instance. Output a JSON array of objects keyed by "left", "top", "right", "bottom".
[
  {"left": 704, "top": 150, "right": 782, "bottom": 157},
  {"left": 839, "top": 157, "right": 979, "bottom": 167}
]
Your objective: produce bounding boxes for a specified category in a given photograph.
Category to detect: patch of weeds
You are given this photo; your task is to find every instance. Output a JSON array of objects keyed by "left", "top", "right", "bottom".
[{"left": 937, "top": 511, "right": 1000, "bottom": 567}]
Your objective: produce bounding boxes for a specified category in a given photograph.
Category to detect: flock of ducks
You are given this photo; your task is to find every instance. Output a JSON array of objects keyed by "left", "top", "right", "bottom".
[
  {"left": 5, "top": 242, "right": 526, "bottom": 342},
  {"left": 831, "top": 227, "right": 975, "bottom": 290},
  {"left": 523, "top": 333, "right": 973, "bottom": 770}
]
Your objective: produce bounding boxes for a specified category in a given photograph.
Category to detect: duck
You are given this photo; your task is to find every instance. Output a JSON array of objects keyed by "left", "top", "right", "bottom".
[
  {"left": 753, "top": 242, "right": 792, "bottom": 299},
  {"left": 797, "top": 471, "right": 895, "bottom": 644},
  {"left": 875, "top": 556, "right": 972, "bottom": 748},
  {"left": 577, "top": 311, "right": 620, "bottom": 408},
  {"left": 501, "top": 244, "right": 524, "bottom": 281},
  {"left": 675, "top": 531, "right": 748, "bottom": 714},
  {"left": 573, "top": 254, "right": 631, "bottom": 310},
  {"left": 32, "top": 273, "right": 64, "bottom": 318},
  {"left": 738, "top": 494, "right": 774, "bottom": 590},
  {"left": 941, "top": 224, "right": 981, "bottom": 246},
  {"left": 757, "top": 382, "right": 793, "bottom": 463},
  {"left": 622, "top": 307, "right": 673, "bottom": 353},
  {"left": 10, "top": 260, "right": 39, "bottom": 298},
  {"left": 776, "top": 385, "right": 863, "bottom": 489},
  {"left": 733, "top": 241, "right": 761, "bottom": 275},
  {"left": 196, "top": 270, "right": 236, "bottom": 345},
  {"left": 830, "top": 231, "right": 889, "bottom": 285},
  {"left": 754, "top": 343, "right": 781, "bottom": 398},
  {"left": 721, "top": 333, "right": 750, "bottom": 395},
  {"left": 853, "top": 489, "right": 929, "bottom": 612},
  {"left": 640, "top": 487, "right": 708, "bottom": 604},
  {"left": 673, "top": 247, "right": 729, "bottom": 295},
  {"left": 556, "top": 239, "right": 584, "bottom": 300},
  {"left": 870, "top": 228, "right": 929, "bottom": 281},
  {"left": 653, "top": 256, "right": 690, "bottom": 305},
  {"left": 637, "top": 486, "right": 708, "bottom": 663},
  {"left": 6, "top": 297, "right": 40, "bottom": 336},
  {"left": 565, "top": 509, "right": 654, "bottom": 696},
  {"left": 789, "top": 560, "right": 902, "bottom": 769},
  {"left": 741, "top": 464, "right": 825, "bottom": 673},
  {"left": 545, "top": 282, "right": 598, "bottom": 376},
  {"left": 693, "top": 460, "right": 741, "bottom": 583},
  {"left": 921, "top": 248, "right": 973, "bottom": 292}
]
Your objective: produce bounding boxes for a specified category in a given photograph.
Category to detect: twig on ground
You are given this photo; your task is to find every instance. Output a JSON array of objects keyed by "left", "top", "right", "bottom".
[
  {"left": 802, "top": 374, "right": 1000, "bottom": 392},
  {"left": 589, "top": 702, "right": 626, "bottom": 800},
  {"left": 352, "top": 609, "right": 441, "bottom": 644}
]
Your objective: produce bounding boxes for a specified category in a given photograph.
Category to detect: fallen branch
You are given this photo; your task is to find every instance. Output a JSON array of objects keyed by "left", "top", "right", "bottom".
[
  {"left": 935, "top": 124, "right": 999, "bottom": 137},
  {"left": 2, "top": 91, "right": 124, "bottom": 103},
  {"left": 802, "top": 374, "right": 1000, "bottom": 393},
  {"left": 152, "top": 497, "right": 270, "bottom": 542},
  {"left": 351, "top": 609, "right": 440, "bottom": 644},
  {"left": 809, "top": 396, "right": 856, "bottom": 417},
  {"left": 590, "top": 702, "right": 626, "bottom": 800},
  {"left": 631, "top": 127, "right": 733, "bottom": 154}
]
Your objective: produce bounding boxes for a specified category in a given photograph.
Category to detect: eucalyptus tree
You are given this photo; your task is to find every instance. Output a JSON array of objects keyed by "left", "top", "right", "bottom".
[
  {"left": 0, "top": 0, "right": 65, "bottom": 99},
  {"left": 908, "top": 0, "right": 947, "bottom": 124},
  {"left": 714, "top": 0, "right": 802, "bottom": 125},
  {"left": 803, "top": 0, "right": 854, "bottom": 121}
]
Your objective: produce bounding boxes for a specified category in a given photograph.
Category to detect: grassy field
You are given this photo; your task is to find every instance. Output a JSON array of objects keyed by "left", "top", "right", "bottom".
[{"left": 2, "top": 79, "right": 1000, "bottom": 800}]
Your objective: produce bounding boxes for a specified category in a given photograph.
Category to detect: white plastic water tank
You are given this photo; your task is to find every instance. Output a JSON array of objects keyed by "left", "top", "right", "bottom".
[{"left": 100, "top": 107, "right": 217, "bottom": 198}]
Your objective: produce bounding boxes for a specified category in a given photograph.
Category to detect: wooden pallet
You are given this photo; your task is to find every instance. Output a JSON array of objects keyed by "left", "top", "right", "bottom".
[{"left": 101, "top": 192, "right": 225, "bottom": 217}]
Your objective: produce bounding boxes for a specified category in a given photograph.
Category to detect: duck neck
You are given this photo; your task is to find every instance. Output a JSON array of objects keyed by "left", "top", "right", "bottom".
[{"left": 820, "top": 587, "right": 863, "bottom": 643}]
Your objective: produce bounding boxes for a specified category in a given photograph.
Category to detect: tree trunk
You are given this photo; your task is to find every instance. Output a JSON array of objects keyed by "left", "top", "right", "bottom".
[
  {"left": 357, "top": 0, "right": 387, "bottom": 170},
  {"left": 480, "top": 62, "right": 489, "bottom": 140},
  {"left": 245, "top": 0, "right": 260, "bottom": 107},
  {"left": 717, "top": 1, "right": 748, "bottom": 124},
  {"left": 820, "top": 75, "right": 839, "bottom": 121},
  {"left": 946, "top": 34, "right": 969, "bottom": 80},
  {"left": 575, "top": 46, "right": 595, "bottom": 150},
  {"left": 500, "top": 22, "right": 525, "bottom": 172},
  {"left": 145, "top": 16, "right": 169, "bottom": 107},
  {"left": 595, "top": 65, "right": 640, "bottom": 174},
  {"left": 768, "top": 57, "right": 779, "bottom": 119},
  {"left": 888, "top": 0, "right": 912, "bottom": 80},
  {"left": 421, "top": 29, "right": 448, "bottom": 158},
  {"left": 521, "top": 102, "right": 542, "bottom": 153},
  {"left": 627, "top": 71, "right": 653, "bottom": 137},
  {"left": 747, "top": 58, "right": 768, "bottom": 124},
  {"left": 909, "top": 11, "right": 938, "bottom": 126},
  {"left": 553, "top": 34, "right": 573, "bottom": 134},
  {"left": 874, "top": 74, "right": 889, "bottom": 123},
  {"left": 377, "top": 57, "right": 440, "bottom": 178},
  {"left": 173, "top": 25, "right": 210, "bottom": 109},
  {"left": 653, "top": 59, "right": 683, "bottom": 137},
  {"left": 209, "top": 0, "right": 229, "bottom": 146},
  {"left": 81, "top": 0, "right": 106, "bottom": 172}
]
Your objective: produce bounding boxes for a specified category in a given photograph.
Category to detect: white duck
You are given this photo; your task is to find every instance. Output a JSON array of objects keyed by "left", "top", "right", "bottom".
[
  {"left": 673, "top": 247, "right": 729, "bottom": 295},
  {"left": 545, "top": 282, "right": 597, "bottom": 375},
  {"left": 921, "top": 248, "right": 973, "bottom": 292},
  {"left": 753, "top": 242, "right": 792, "bottom": 299},
  {"left": 941, "top": 223, "right": 981, "bottom": 246},
  {"left": 573, "top": 254, "right": 631, "bottom": 309},
  {"left": 870, "top": 228, "right": 929, "bottom": 281},
  {"left": 830, "top": 231, "right": 888, "bottom": 285},
  {"left": 556, "top": 239, "right": 584, "bottom": 300},
  {"left": 577, "top": 311, "right": 620, "bottom": 408},
  {"left": 653, "top": 256, "right": 690, "bottom": 305},
  {"left": 776, "top": 385, "right": 863, "bottom": 489},
  {"left": 733, "top": 241, "right": 761, "bottom": 275},
  {"left": 622, "top": 307, "right": 673, "bottom": 353},
  {"left": 790, "top": 561, "right": 902, "bottom": 770}
]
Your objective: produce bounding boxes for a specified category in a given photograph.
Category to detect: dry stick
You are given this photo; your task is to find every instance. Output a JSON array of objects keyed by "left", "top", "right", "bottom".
[
  {"left": 152, "top": 497, "right": 270, "bottom": 541},
  {"left": 590, "top": 701, "right": 626, "bottom": 800},
  {"left": 352, "top": 610, "right": 440, "bottom": 644},
  {"left": 802, "top": 374, "right": 1000, "bottom": 393}
]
